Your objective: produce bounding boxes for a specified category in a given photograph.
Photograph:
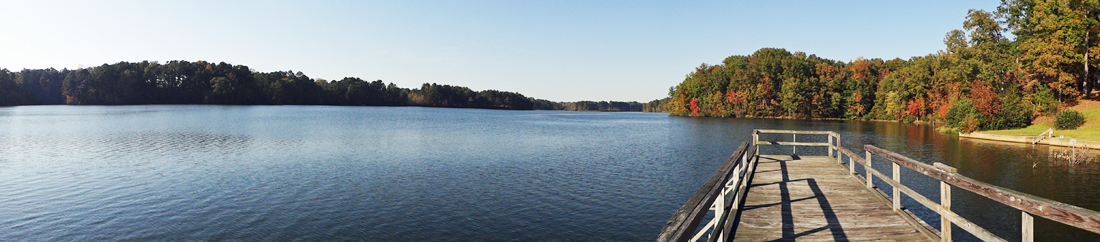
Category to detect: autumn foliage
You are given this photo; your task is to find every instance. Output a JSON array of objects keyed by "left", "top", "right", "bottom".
[{"left": 654, "top": 2, "right": 1100, "bottom": 132}]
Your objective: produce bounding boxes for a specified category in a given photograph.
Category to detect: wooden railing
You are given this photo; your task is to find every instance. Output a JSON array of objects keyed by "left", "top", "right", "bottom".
[
  {"left": 848, "top": 144, "right": 1100, "bottom": 241},
  {"left": 750, "top": 129, "right": 840, "bottom": 157},
  {"left": 656, "top": 130, "right": 839, "bottom": 242},
  {"left": 656, "top": 141, "right": 755, "bottom": 242},
  {"left": 659, "top": 129, "right": 1100, "bottom": 241}
]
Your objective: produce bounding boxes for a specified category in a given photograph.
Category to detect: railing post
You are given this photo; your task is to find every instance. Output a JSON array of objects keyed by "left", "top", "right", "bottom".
[
  {"left": 712, "top": 187, "right": 724, "bottom": 241},
  {"left": 849, "top": 152, "right": 855, "bottom": 175},
  {"left": 835, "top": 133, "right": 842, "bottom": 164},
  {"left": 865, "top": 150, "right": 873, "bottom": 188},
  {"left": 792, "top": 133, "right": 797, "bottom": 155},
  {"left": 941, "top": 181, "right": 952, "bottom": 242},
  {"left": 828, "top": 134, "right": 834, "bottom": 158},
  {"left": 1022, "top": 212, "right": 1034, "bottom": 242},
  {"left": 753, "top": 131, "right": 759, "bottom": 155},
  {"left": 892, "top": 162, "right": 901, "bottom": 211}
]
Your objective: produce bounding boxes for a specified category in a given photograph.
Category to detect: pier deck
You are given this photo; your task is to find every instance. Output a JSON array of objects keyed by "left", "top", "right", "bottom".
[
  {"left": 658, "top": 130, "right": 1100, "bottom": 242},
  {"left": 733, "top": 155, "right": 930, "bottom": 241}
]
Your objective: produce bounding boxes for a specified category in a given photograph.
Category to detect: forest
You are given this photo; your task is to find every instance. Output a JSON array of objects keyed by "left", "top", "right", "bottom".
[
  {"left": 656, "top": 0, "right": 1096, "bottom": 132},
  {"left": 0, "top": 61, "right": 642, "bottom": 111}
]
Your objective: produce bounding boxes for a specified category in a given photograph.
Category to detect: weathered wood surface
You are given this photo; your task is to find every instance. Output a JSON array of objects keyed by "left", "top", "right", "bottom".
[
  {"left": 754, "top": 141, "right": 831, "bottom": 147},
  {"left": 657, "top": 143, "right": 751, "bottom": 242},
  {"left": 866, "top": 145, "right": 1100, "bottom": 235},
  {"left": 733, "top": 155, "right": 932, "bottom": 241},
  {"left": 846, "top": 147, "right": 1000, "bottom": 241},
  {"left": 753, "top": 129, "right": 837, "bottom": 135}
]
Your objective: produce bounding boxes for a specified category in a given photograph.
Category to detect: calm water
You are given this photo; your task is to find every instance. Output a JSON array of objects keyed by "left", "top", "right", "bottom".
[{"left": 0, "top": 106, "right": 1096, "bottom": 241}]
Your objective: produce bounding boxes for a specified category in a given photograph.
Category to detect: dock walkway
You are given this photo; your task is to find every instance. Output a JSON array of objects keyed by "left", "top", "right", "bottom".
[
  {"left": 657, "top": 129, "right": 1100, "bottom": 242},
  {"left": 733, "top": 155, "right": 929, "bottom": 241}
]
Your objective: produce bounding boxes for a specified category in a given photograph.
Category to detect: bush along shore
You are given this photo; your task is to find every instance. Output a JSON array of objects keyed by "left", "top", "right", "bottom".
[{"left": 975, "top": 100, "right": 1100, "bottom": 143}]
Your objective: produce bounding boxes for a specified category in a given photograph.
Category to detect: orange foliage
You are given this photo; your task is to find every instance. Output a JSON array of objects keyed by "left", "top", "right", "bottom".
[
  {"left": 849, "top": 58, "right": 871, "bottom": 81},
  {"left": 970, "top": 82, "right": 1000, "bottom": 121},
  {"left": 689, "top": 98, "right": 700, "bottom": 117},
  {"left": 905, "top": 99, "right": 925, "bottom": 118},
  {"left": 932, "top": 83, "right": 961, "bottom": 119}
]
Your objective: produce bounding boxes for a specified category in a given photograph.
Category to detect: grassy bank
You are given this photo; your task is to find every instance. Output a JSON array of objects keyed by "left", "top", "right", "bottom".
[{"left": 980, "top": 100, "right": 1100, "bottom": 141}]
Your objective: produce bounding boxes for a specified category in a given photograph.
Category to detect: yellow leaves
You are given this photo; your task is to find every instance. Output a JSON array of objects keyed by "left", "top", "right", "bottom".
[
  {"left": 850, "top": 58, "right": 871, "bottom": 81},
  {"left": 848, "top": 91, "right": 865, "bottom": 117},
  {"left": 883, "top": 92, "right": 905, "bottom": 119}
]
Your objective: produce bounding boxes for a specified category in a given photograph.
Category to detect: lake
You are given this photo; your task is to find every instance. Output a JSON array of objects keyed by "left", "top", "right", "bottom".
[{"left": 0, "top": 105, "right": 1097, "bottom": 241}]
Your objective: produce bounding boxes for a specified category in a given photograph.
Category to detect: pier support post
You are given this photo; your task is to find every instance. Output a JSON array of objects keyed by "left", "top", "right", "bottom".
[
  {"left": 941, "top": 181, "right": 952, "bottom": 242},
  {"left": 792, "top": 134, "right": 797, "bottom": 155},
  {"left": 849, "top": 153, "right": 855, "bottom": 175},
  {"left": 753, "top": 131, "right": 759, "bottom": 155},
  {"left": 835, "top": 133, "right": 841, "bottom": 164},
  {"left": 865, "top": 150, "right": 873, "bottom": 188},
  {"left": 1022, "top": 212, "right": 1034, "bottom": 242},
  {"left": 712, "top": 186, "right": 725, "bottom": 241},
  {"left": 892, "top": 162, "right": 900, "bottom": 211}
]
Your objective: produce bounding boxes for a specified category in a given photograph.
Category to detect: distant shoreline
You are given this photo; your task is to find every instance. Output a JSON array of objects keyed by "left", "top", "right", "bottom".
[
  {"left": 0, "top": 60, "right": 647, "bottom": 112},
  {"left": 0, "top": 103, "right": 649, "bottom": 112}
]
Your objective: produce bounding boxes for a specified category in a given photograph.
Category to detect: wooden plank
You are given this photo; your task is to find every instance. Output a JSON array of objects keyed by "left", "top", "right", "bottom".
[
  {"left": 711, "top": 146, "right": 759, "bottom": 242},
  {"left": 941, "top": 181, "right": 951, "bottom": 242},
  {"left": 865, "top": 150, "right": 873, "bottom": 189},
  {"left": 893, "top": 162, "right": 901, "bottom": 212},
  {"left": 837, "top": 146, "right": 864, "bottom": 164},
  {"left": 754, "top": 141, "right": 830, "bottom": 147},
  {"left": 753, "top": 129, "right": 836, "bottom": 135},
  {"left": 835, "top": 133, "right": 841, "bottom": 164},
  {"left": 848, "top": 173, "right": 942, "bottom": 240},
  {"left": 656, "top": 142, "right": 750, "bottom": 242},
  {"left": 721, "top": 132, "right": 1100, "bottom": 242},
  {"left": 866, "top": 145, "right": 1100, "bottom": 235},
  {"left": 732, "top": 155, "right": 932, "bottom": 241},
  {"left": 849, "top": 149, "right": 1002, "bottom": 241},
  {"left": 1023, "top": 212, "right": 1034, "bottom": 242}
]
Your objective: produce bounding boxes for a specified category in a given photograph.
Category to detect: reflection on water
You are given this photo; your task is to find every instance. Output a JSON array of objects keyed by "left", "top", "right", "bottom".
[{"left": 0, "top": 106, "right": 1097, "bottom": 241}]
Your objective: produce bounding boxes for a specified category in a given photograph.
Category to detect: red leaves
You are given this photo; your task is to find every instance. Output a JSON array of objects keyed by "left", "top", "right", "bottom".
[
  {"left": 905, "top": 99, "right": 925, "bottom": 118},
  {"left": 689, "top": 98, "right": 700, "bottom": 117},
  {"left": 970, "top": 82, "right": 1000, "bottom": 121}
]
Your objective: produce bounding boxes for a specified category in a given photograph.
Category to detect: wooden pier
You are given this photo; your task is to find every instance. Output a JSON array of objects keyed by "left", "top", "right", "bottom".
[
  {"left": 733, "top": 155, "right": 931, "bottom": 241},
  {"left": 657, "top": 130, "right": 1100, "bottom": 242}
]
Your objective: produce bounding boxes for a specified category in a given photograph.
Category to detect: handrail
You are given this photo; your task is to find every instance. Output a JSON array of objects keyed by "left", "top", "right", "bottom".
[
  {"left": 656, "top": 142, "right": 754, "bottom": 242},
  {"left": 658, "top": 130, "right": 839, "bottom": 242},
  {"left": 753, "top": 129, "right": 836, "bottom": 134},
  {"left": 1032, "top": 128, "right": 1054, "bottom": 144},
  {"left": 862, "top": 145, "right": 1100, "bottom": 241},
  {"left": 706, "top": 143, "right": 758, "bottom": 242},
  {"left": 756, "top": 128, "right": 840, "bottom": 162},
  {"left": 661, "top": 129, "right": 1100, "bottom": 241},
  {"left": 839, "top": 145, "right": 997, "bottom": 241}
]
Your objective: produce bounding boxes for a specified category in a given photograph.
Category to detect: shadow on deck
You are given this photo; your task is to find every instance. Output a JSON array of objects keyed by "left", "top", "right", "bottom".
[
  {"left": 658, "top": 129, "right": 1100, "bottom": 242},
  {"left": 731, "top": 155, "right": 929, "bottom": 241}
]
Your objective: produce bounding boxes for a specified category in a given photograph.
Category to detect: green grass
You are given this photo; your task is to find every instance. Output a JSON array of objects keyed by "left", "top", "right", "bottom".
[{"left": 981, "top": 103, "right": 1100, "bottom": 141}]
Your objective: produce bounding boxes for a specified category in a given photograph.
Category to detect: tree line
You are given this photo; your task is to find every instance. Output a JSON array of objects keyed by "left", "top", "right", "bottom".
[
  {"left": 563, "top": 101, "right": 644, "bottom": 112},
  {"left": 0, "top": 60, "right": 643, "bottom": 111},
  {"left": 656, "top": 0, "right": 1095, "bottom": 132}
]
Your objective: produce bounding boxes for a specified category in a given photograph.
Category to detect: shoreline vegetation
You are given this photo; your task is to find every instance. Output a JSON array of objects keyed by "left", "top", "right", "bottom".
[
  {"left": 0, "top": 60, "right": 643, "bottom": 112},
  {"left": 646, "top": 1, "right": 1100, "bottom": 141},
  {"left": 976, "top": 100, "right": 1100, "bottom": 142}
]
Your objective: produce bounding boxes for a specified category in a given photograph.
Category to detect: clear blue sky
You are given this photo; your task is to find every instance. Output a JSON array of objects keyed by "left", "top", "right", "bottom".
[{"left": 0, "top": 1, "right": 1001, "bottom": 102}]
